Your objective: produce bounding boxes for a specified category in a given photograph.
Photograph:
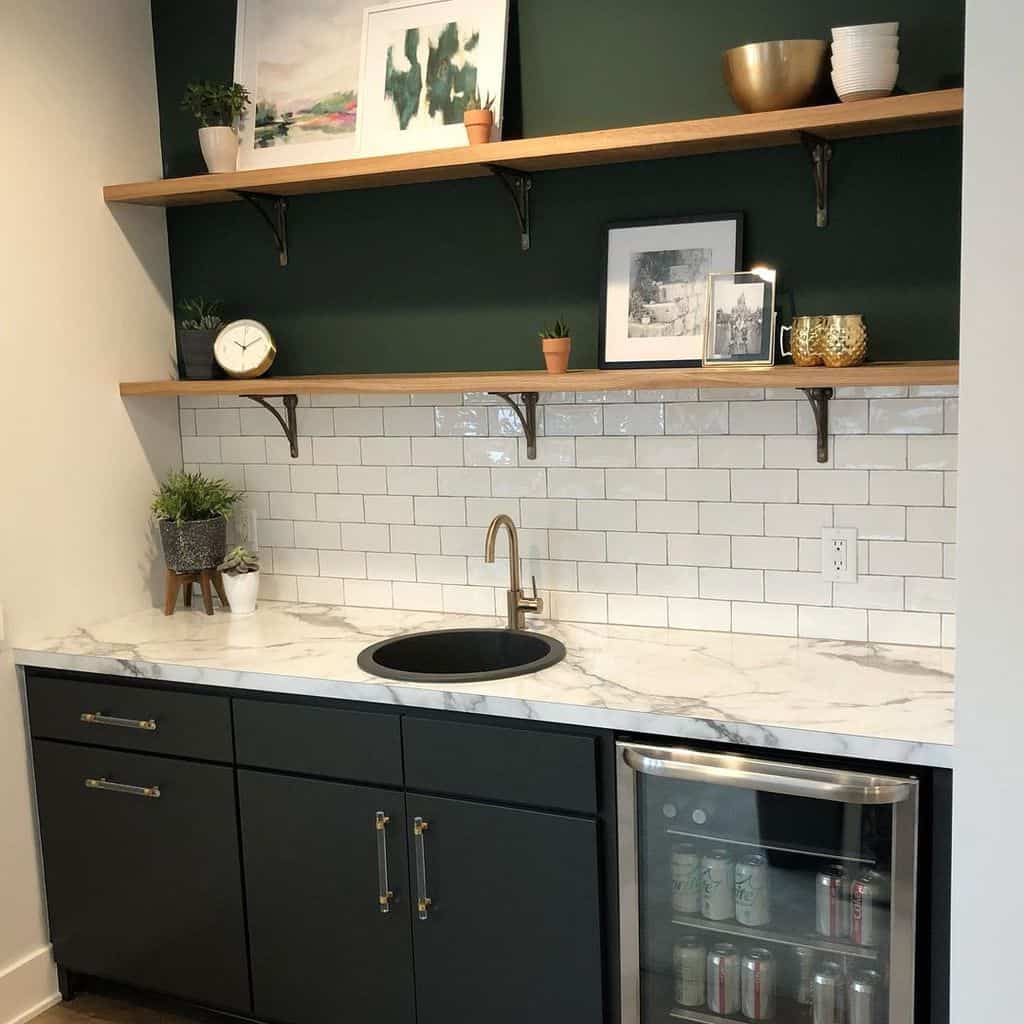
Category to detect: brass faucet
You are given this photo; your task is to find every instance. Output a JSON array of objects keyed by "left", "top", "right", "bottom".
[{"left": 484, "top": 514, "right": 543, "bottom": 630}]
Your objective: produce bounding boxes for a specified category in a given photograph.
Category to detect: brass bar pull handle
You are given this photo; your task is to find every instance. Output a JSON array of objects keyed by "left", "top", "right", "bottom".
[
  {"left": 81, "top": 712, "right": 157, "bottom": 732},
  {"left": 375, "top": 811, "right": 394, "bottom": 914},
  {"left": 413, "top": 816, "right": 432, "bottom": 920},
  {"left": 84, "top": 777, "right": 160, "bottom": 799}
]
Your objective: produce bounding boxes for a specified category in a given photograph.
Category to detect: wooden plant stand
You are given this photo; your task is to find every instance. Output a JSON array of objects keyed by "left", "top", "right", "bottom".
[{"left": 164, "top": 568, "right": 230, "bottom": 616}]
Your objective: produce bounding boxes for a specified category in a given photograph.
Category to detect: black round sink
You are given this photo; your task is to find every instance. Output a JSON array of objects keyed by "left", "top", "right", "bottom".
[{"left": 357, "top": 628, "right": 565, "bottom": 683}]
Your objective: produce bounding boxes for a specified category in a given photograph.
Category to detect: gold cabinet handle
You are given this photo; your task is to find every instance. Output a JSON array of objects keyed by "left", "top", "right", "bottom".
[
  {"left": 84, "top": 777, "right": 160, "bottom": 799},
  {"left": 413, "top": 816, "right": 432, "bottom": 920},
  {"left": 375, "top": 811, "right": 394, "bottom": 914},
  {"left": 80, "top": 712, "right": 157, "bottom": 732}
]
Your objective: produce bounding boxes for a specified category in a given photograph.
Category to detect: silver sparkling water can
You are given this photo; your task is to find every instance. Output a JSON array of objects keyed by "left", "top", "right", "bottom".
[
  {"left": 794, "top": 945, "right": 816, "bottom": 1005},
  {"left": 816, "top": 865, "right": 850, "bottom": 937},
  {"left": 848, "top": 969, "right": 883, "bottom": 1024},
  {"left": 812, "top": 961, "right": 846, "bottom": 1024},
  {"left": 701, "top": 848, "right": 735, "bottom": 921},
  {"left": 851, "top": 871, "right": 886, "bottom": 946},
  {"left": 672, "top": 934, "right": 706, "bottom": 1007},
  {"left": 735, "top": 852, "right": 771, "bottom": 926},
  {"left": 706, "top": 943, "right": 741, "bottom": 1015},
  {"left": 741, "top": 947, "right": 776, "bottom": 1020},
  {"left": 671, "top": 842, "right": 701, "bottom": 914}
]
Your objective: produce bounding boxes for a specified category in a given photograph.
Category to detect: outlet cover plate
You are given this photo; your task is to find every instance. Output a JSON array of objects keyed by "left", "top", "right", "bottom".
[{"left": 822, "top": 527, "right": 858, "bottom": 583}]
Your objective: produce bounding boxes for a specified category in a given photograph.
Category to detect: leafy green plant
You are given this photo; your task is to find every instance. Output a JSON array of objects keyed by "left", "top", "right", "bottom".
[
  {"left": 178, "top": 297, "right": 224, "bottom": 331},
  {"left": 181, "top": 81, "right": 251, "bottom": 128},
  {"left": 465, "top": 89, "right": 495, "bottom": 112},
  {"left": 152, "top": 472, "right": 241, "bottom": 526},
  {"left": 219, "top": 546, "right": 261, "bottom": 575},
  {"left": 539, "top": 318, "right": 570, "bottom": 340}
]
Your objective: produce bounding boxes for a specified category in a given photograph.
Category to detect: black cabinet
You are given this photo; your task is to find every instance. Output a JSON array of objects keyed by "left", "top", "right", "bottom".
[
  {"left": 407, "top": 794, "right": 604, "bottom": 1024},
  {"left": 32, "top": 740, "right": 250, "bottom": 1013},
  {"left": 238, "top": 770, "right": 415, "bottom": 1024}
]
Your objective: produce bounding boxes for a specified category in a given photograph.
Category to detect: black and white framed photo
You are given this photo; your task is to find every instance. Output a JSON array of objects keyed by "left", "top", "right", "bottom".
[
  {"left": 599, "top": 214, "right": 742, "bottom": 369},
  {"left": 703, "top": 270, "right": 777, "bottom": 366}
]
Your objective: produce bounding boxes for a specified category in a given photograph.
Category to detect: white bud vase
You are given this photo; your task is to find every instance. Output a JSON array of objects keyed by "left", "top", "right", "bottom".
[{"left": 198, "top": 126, "right": 239, "bottom": 173}]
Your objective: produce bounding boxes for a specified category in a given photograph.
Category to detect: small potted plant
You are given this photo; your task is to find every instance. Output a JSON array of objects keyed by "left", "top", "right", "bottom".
[
  {"left": 218, "top": 546, "right": 261, "bottom": 615},
  {"left": 463, "top": 89, "right": 495, "bottom": 145},
  {"left": 540, "top": 318, "right": 572, "bottom": 374},
  {"left": 181, "top": 81, "right": 251, "bottom": 173},
  {"left": 152, "top": 471, "right": 241, "bottom": 574},
  {"left": 177, "top": 297, "right": 224, "bottom": 380}
]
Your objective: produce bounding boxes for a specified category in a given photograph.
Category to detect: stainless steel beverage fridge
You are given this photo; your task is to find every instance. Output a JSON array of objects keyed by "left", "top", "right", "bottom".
[{"left": 617, "top": 742, "right": 920, "bottom": 1024}]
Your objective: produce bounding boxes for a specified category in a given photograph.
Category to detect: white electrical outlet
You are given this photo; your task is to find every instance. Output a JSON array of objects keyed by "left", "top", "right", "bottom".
[{"left": 822, "top": 527, "right": 858, "bottom": 583}]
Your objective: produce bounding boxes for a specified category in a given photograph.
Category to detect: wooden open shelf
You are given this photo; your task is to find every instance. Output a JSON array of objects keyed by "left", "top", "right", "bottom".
[
  {"left": 105, "top": 90, "right": 962, "bottom": 207},
  {"left": 120, "top": 361, "right": 958, "bottom": 397}
]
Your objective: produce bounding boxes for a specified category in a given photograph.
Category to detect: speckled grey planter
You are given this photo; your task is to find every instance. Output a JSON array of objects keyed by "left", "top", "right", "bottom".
[{"left": 159, "top": 517, "right": 227, "bottom": 573}]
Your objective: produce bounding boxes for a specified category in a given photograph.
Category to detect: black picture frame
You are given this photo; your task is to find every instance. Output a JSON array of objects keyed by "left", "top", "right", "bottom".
[{"left": 598, "top": 213, "right": 743, "bottom": 370}]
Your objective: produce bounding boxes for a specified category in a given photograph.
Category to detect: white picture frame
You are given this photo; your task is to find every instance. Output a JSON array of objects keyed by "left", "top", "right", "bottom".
[
  {"left": 233, "top": 0, "right": 367, "bottom": 171},
  {"left": 703, "top": 270, "right": 777, "bottom": 367},
  {"left": 356, "top": 0, "right": 509, "bottom": 158}
]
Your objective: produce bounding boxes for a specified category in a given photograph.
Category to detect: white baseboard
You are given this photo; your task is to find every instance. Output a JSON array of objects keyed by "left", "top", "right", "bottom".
[{"left": 0, "top": 947, "right": 59, "bottom": 1024}]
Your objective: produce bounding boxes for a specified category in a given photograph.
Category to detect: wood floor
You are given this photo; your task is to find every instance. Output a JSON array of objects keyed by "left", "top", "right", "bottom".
[{"left": 37, "top": 993, "right": 219, "bottom": 1024}]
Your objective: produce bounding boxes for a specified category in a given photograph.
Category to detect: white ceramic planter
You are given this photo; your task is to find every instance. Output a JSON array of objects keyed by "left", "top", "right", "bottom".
[
  {"left": 199, "top": 126, "right": 239, "bottom": 173},
  {"left": 223, "top": 570, "right": 259, "bottom": 615}
]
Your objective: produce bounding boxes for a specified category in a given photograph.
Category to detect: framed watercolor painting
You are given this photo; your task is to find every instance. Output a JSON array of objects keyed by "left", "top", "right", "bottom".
[
  {"left": 599, "top": 214, "right": 743, "bottom": 369},
  {"left": 233, "top": 0, "right": 367, "bottom": 170},
  {"left": 357, "top": 0, "right": 509, "bottom": 157}
]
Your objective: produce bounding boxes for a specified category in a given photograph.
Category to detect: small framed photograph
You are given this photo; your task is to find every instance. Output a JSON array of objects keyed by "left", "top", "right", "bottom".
[
  {"left": 703, "top": 270, "right": 777, "bottom": 367},
  {"left": 599, "top": 214, "right": 742, "bottom": 369}
]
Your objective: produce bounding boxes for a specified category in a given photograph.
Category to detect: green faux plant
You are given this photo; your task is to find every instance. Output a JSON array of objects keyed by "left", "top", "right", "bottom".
[
  {"left": 218, "top": 546, "right": 261, "bottom": 576},
  {"left": 465, "top": 89, "right": 495, "bottom": 112},
  {"left": 181, "top": 81, "right": 251, "bottom": 128},
  {"left": 151, "top": 472, "right": 241, "bottom": 526},
  {"left": 178, "top": 297, "right": 224, "bottom": 331},
  {"left": 539, "top": 318, "right": 570, "bottom": 340}
]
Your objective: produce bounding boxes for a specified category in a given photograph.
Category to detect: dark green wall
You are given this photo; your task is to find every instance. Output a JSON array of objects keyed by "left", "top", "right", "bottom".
[{"left": 152, "top": 0, "right": 964, "bottom": 375}]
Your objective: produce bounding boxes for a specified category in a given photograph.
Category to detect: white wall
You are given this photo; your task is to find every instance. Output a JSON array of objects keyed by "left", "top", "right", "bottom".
[
  {"left": 950, "top": 0, "right": 1024, "bottom": 1016},
  {"left": 0, "top": 2, "right": 179, "bottom": 1021}
]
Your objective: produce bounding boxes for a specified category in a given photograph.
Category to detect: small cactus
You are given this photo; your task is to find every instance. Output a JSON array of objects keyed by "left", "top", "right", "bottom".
[
  {"left": 539, "top": 318, "right": 570, "bottom": 340},
  {"left": 219, "top": 545, "right": 261, "bottom": 575},
  {"left": 465, "top": 89, "right": 495, "bottom": 112}
]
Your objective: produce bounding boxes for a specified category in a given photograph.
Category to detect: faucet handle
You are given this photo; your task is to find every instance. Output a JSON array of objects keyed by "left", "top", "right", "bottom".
[
  {"left": 530, "top": 575, "right": 539, "bottom": 599},
  {"left": 524, "top": 575, "right": 544, "bottom": 616}
]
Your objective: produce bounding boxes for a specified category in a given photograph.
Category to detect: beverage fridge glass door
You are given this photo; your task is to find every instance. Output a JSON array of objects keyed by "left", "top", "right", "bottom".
[{"left": 616, "top": 742, "right": 918, "bottom": 1024}]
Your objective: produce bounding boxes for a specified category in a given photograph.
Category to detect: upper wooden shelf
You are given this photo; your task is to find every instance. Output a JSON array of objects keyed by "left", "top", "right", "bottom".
[
  {"left": 105, "top": 90, "right": 963, "bottom": 207},
  {"left": 120, "top": 361, "right": 959, "bottom": 397}
]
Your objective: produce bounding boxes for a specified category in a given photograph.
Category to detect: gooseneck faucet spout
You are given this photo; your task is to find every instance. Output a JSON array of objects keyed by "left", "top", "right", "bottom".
[{"left": 484, "top": 514, "right": 543, "bottom": 630}]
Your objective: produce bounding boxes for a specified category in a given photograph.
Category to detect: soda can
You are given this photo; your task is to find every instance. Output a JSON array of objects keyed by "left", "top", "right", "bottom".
[
  {"left": 735, "top": 852, "right": 771, "bottom": 927},
  {"left": 851, "top": 871, "right": 886, "bottom": 946},
  {"left": 848, "top": 969, "right": 883, "bottom": 1024},
  {"left": 816, "top": 865, "right": 850, "bottom": 938},
  {"left": 741, "top": 947, "right": 776, "bottom": 1020},
  {"left": 706, "top": 943, "right": 741, "bottom": 1015},
  {"left": 701, "top": 848, "right": 735, "bottom": 921},
  {"left": 671, "top": 842, "right": 701, "bottom": 914},
  {"left": 812, "top": 961, "right": 845, "bottom": 1024},
  {"left": 672, "top": 934, "right": 707, "bottom": 1008},
  {"left": 794, "top": 946, "right": 816, "bottom": 1005}
]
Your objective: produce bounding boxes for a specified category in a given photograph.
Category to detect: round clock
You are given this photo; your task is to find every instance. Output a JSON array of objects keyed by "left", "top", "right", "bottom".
[{"left": 213, "top": 319, "right": 277, "bottom": 379}]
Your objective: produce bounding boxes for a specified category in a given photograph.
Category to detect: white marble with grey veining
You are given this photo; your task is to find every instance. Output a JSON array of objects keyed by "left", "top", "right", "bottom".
[{"left": 14, "top": 602, "right": 954, "bottom": 767}]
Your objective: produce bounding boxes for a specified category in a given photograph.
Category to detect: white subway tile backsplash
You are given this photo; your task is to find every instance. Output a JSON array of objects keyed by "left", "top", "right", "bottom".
[
  {"left": 345, "top": 579, "right": 393, "bottom": 608},
  {"left": 291, "top": 465, "right": 340, "bottom": 493},
  {"left": 363, "top": 495, "right": 414, "bottom": 525},
  {"left": 270, "top": 492, "right": 316, "bottom": 520},
  {"left": 798, "top": 399, "right": 867, "bottom": 435},
  {"left": 387, "top": 467, "right": 438, "bottom": 496},
  {"left": 699, "top": 435, "right": 764, "bottom": 468},
  {"left": 464, "top": 438, "right": 517, "bottom": 466},
  {"left": 908, "top": 435, "right": 957, "bottom": 470},
  {"left": 341, "top": 523, "right": 391, "bottom": 552},
  {"left": 730, "top": 401, "right": 796, "bottom": 435},
  {"left": 637, "top": 564, "right": 698, "bottom": 598},
  {"left": 319, "top": 550, "right": 367, "bottom": 578},
  {"left": 731, "top": 536, "right": 798, "bottom": 571},
  {"left": 268, "top": 436, "right": 313, "bottom": 464},
  {"left": 297, "top": 576, "right": 345, "bottom": 605},
  {"left": 944, "top": 398, "right": 958, "bottom": 433},
  {"left": 636, "top": 436, "right": 698, "bottom": 468},
  {"left": 417, "top": 555, "right": 467, "bottom": 585},
  {"left": 390, "top": 525, "right": 442, "bottom": 555},
  {"left": 799, "top": 470, "right": 868, "bottom": 504},
  {"left": 259, "top": 519, "right": 296, "bottom": 548},
  {"left": 334, "top": 407, "right": 383, "bottom": 436},
  {"left": 467, "top": 497, "right": 521, "bottom": 526},
  {"left": 548, "top": 468, "right": 605, "bottom": 499},
  {"left": 637, "top": 501, "right": 698, "bottom": 534},
  {"left": 764, "top": 504, "right": 833, "bottom": 538},
  {"left": 489, "top": 405, "right": 531, "bottom": 437},
  {"left": 833, "top": 575, "right": 903, "bottom": 611},
  {"left": 293, "top": 521, "right": 341, "bottom": 550},
  {"left": 393, "top": 581, "right": 444, "bottom": 612},
  {"left": 764, "top": 571, "right": 831, "bottom": 606},
  {"left": 548, "top": 591, "right": 608, "bottom": 624},
  {"left": 869, "top": 541, "right": 943, "bottom": 577},
  {"left": 944, "top": 472, "right": 957, "bottom": 507},
  {"left": 491, "top": 468, "right": 547, "bottom": 497},
  {"left": 765, "top": 435, "right": 833, "bottom": 469},
  {"left": 606, "top": 469, "right": 666, "bottom": 500},
  {"left": 732, "top": 602, "right": 797, "bottom": 637},
  {"left": 868, "top": 610, "right": 941, "bottom": 646},
  {"left": 311, "top": 437, "right": 362, "bottom": 466},
  {"left": 441, "top": 584, "right": 495, "bottom": 615},
  {"left": 731, "top": 470, "right": 798, "bottom": 503},
  {"left": 869, "top": 399, "right": 944, "bottom": 434},
  {"left": 607, "top": 532, "right": 667, "bottom": 565},
  {"left": 260, "top": 574, "right": 298, "bottom": 601},
  {"left": 182, "top": 436, "right": 222, "bottom": 463},
  {"left": 245, "top": 465, "right": 291, "bottom": 492},
  {"left": 361, "top": 437, "right": 411, "bottom": 466},
  {"left": 905, "top": 577, "right": 957, "bottom": 613},
  {"left": 608, "top": 595, "right": 668, "bottom": 628},
  {"left": 699, "top": 567, "right": 763, "bottom": 601},
  {"left": 577, "top": 389, "right": 634, "bottom": 404},
  {"left": 834, "top": 504, "right": 905, "bottom": 540},
  {"left": 944, "top": 544, "right": 956, "bottom": 579},
  {"left": 179, "top": 408, "right": 196, "bottom": 436},
  {"left": 798, "top": 606, "right": 867, "bottom": 641},
  {"left": 434, "top": 406, "right": 487, "bottom": 436},
  {"left": 579, "top": 561, "right": 636, "bottom": 594},
  {"left": 412, "top": 437, "right": 464, "bottom": 466},
  {"left": 545, "top": 405, "right": 603, "bottom": 436},
  {"left": 699, "top": 502, "right": 763, "bottom": 536},
  {"left": 359, "top": 393, "right": 410, "bottom": 407},
  {"left": 413, "top": 496, "right": 466, "bottom": 526},
  {"left": 667, "top": 469, "right": 731, "bottom": 501},
  {"left": 578, "top": 499, "right": 636, "bottom": 531},
  {"left": 518, "top": 497, "right": 574, "bottom": 529},
  {"left": 666, "top": 402, "right": 729, "bottom": 435},
  {"left": 869, "top": 471, "right": 944, "bottom": 507},
  {"left": 907, "top": 507, "right": 956, "bottom": 543},
  {"left": 367, "top": 552, "right": 417, "bottom": 581},
  {"left": 440, "top": 525, "right": 486, "bottom": 556},
  {"left": 438, "top": 467, "right": 491, "bottom": 496},
  {"left": 523, "top": 436, "right": 575, "bottom": 466},
  {"left": 295, "top": 409, "right": 335, "bottom": 437},
  {"left": 549, "top": 530, "right": 606, "bottom": 562},
  {"left": 669, "top": 533, "right": 732, "bottom": 568},
  {"left": 384, "top": 407, "right": 435, "bottom": 436},
  {"left": 274, "top": 548, "right": 319, "bottom": 576},
  {"left": 604, "top": 403, "right": 664, "bottom": 435},
  {"left": 576, "top": 437, "right": 636, "bottom": 467},
  {"left": 668, "top": 597, "right": 731, "bottom": 632},
  {"left": 196, "top": 408, "right": 240, "bottom": 436},
  {"left": 941, "top": 613, "right": 956, "bottom": 648},
  {"left": 638, "top": 388, "right": 698, "bottom": 403},
  {"left": 339, "top": 467, "right": 387, "bottom": 494},
  {"left": 835, "top": 435, "right": 907, "bottom": 470}
]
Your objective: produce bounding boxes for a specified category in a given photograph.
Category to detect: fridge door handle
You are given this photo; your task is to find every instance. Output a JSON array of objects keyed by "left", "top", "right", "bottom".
[{"left": 621, "top": 742, "right": 914, "bottom": 805}]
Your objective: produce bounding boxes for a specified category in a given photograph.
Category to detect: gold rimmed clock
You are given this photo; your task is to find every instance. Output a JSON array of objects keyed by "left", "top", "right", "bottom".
[{"left": 213, "top": 319, "right": 277, "bottom": 379}]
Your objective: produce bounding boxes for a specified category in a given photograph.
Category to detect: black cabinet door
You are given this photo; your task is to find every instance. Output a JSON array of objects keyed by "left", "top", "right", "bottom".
[
  {"left": 407, "top": 795, "right": 604, "bottom": 1024},
  {"left": 32, "top": 741, "right": 250, "bottom": 1013},
  {"left": 239, "top": 771, "right": 415, "bottom": 1024}
]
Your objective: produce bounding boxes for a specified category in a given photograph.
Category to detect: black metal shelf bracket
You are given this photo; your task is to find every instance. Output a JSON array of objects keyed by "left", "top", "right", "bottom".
[
  {"left": 801, "top": 133, "right": 833, "bottom": 228},
  {"left": 484, "top": 164, "right": 532, "bottom": 251},
  {"left": 233, "top": 191, "right": 289, "bottom": 266},
  {"left": 800, "top": 387, "right": 834, "bottom": 463},
  {"left": 243, "top": 394, "right": 299, "bottom": 457},
  {"left": 489, "top": 391, "right": 540, "bottom": 459}
]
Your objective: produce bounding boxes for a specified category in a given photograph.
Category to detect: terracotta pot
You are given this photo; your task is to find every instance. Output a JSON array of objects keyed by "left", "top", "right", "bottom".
[
  {"left": 542, "top": 337, "right": 571, "bottom": 374},
  {"left": 463, "top": 109, "right": 494, "bottom": 145}
]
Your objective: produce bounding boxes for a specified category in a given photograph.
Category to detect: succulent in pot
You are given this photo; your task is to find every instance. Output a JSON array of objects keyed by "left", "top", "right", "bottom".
[
  {"left": 218, "top": 546, "right": 261, "bottom": 615},
  {"left": 177, "top": 297, "right": 224, "bottom": 380},
  {"left": 463, "top": 89, "right": 495, "bottom": 145},
  {"left": 152, "top": 471, "right": 241, "bottom": 574},
  {"left": 539, "top": 318, "right": 572, "bottom": 374},
  {"left": 181, "top": 80, "right": 251, "bottom": 173}
]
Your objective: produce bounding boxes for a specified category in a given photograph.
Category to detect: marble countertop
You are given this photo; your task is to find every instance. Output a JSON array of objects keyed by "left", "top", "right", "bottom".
[{"left": 14, "top": 602, "right": 955, "bottom": 767}]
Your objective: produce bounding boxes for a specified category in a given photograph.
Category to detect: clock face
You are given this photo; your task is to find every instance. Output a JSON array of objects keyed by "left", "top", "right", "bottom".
[{"left": 213, "top": 319, "right": 276, "bottom": 378}]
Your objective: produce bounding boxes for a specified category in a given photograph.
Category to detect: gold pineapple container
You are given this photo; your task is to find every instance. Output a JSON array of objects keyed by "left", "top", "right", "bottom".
[{"left": 820, "top": 315, "right": 868, "bottom": 367}]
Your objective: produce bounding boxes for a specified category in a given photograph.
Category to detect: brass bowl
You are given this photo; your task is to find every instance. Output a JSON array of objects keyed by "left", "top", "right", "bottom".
[{"left": 723, "top": 40, "right": 829, "bottom": 113}]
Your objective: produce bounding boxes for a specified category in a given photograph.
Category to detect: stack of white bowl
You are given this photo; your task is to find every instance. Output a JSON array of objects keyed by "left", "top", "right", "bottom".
[{"left": 831, "top": 22, "right": 899, "bottom": 102}]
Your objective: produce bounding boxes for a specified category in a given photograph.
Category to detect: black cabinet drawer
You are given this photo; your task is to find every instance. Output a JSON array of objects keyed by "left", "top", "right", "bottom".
[
  {"left": 403, "top": 717, "right": 597, "bottom": 814},
  {"left": 26, "top": 673, "right": 232, "bottom": 762},
  {"left": 33, "top": 740, "right": 250, "bottom": 1013},
  {"left": 234, "top": 699, "right": 403, "bottom": 785}
]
